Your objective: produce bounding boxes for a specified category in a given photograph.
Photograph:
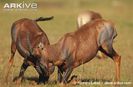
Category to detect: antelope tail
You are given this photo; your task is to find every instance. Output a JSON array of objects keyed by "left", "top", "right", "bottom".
[{"left": 35, "top": 16, "right": 54, "bottom": 22}]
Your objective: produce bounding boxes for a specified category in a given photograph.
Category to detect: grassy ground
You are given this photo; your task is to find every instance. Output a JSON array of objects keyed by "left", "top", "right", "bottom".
[{"left": 0, "top": 0, "right": 133, "bottom": 87}]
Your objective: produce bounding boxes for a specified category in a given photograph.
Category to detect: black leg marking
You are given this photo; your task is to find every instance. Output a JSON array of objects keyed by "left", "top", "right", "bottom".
[
  {"left": 57, "top": 67, "right": 63, "bottom": 83},
  {"left": 34, "top": 64, "right": 49, "bottom": 84},
  {"left": 13, "top": 60, "right": 29, "bottom": 82},
  {"left": 62, "top": 68, "right": 73, "bottom": 84}
]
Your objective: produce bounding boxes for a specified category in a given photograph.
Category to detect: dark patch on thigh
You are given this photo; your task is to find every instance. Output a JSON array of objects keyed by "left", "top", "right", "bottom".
[
  {"left": 97, "top": 26, "right": 114, "bottom": 47},
  {"left": 11, "top": 25, "right": 17, "bottom": 42}
]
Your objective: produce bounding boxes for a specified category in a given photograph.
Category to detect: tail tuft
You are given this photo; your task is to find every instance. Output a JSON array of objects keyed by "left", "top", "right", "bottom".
[{"left": 35, "top": 16, "right": 54, "bottom": 22}]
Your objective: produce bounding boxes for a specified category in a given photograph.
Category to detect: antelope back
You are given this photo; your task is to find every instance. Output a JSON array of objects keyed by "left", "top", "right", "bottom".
[{"left": 11, "top": 18, "right": 50, "bottom": 57}]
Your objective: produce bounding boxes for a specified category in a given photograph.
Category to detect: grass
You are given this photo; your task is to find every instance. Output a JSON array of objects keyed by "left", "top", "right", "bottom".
[{"left": 0, "top": 0, "right": 133, "bottom": 87}]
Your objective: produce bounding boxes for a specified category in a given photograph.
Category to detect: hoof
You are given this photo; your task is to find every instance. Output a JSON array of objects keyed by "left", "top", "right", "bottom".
[
  {"left": 59, "top": 82, "right": 66, "bottom": 87},
  {"left": 13, "top": 77, "right": 22, "bottom": 84},
  {"left": 70, "top": 79, "right": 80, "bottom": 85},
  {"left": 30, "top": 81, "right": 37, "bottom": 85},
  {"left": 37, "top": 81, "right": 45, "bottom": 84},
  {"left": 37, "top": 76, "right": 49, "bottom": 84},
  {"left": 69, "top": 75, "right": 80, "bottom": 85}
]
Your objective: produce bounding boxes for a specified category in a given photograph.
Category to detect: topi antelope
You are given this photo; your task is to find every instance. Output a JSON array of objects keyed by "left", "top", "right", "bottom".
[
  {"left": 38, "top": 19, "right": 121, "bottom": 85},
  {"left": 77, "top": 10, "right": 106, "bottom": 59},
  {"left": 6, "top": 16, "right": 55, "bottom": 84}
]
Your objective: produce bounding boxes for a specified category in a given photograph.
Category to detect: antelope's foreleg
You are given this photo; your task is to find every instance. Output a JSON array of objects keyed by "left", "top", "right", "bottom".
[
  {"left": 34, "top": 63, "right": 49, "bottom": 84},
  {"left": 62, "top": 67, "right": 73, "bottom": 84}
]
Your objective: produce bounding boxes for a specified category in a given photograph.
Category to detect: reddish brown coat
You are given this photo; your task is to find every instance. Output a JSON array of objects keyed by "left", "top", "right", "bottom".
[
  {"left": 39, "top": 19, "right": 121, "bottom": 84},
  {"left": 6, "top": 17, "right": 54, "bottom": 83}
]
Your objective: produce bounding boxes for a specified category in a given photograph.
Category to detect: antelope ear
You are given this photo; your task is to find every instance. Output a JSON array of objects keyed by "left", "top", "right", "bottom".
[{"left": 38, "top": 42, "right": 44, "bottom": 50}]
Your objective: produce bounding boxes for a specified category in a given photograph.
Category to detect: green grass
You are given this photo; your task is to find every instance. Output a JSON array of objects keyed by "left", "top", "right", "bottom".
[{"left": 0, "top": 0, "right": 133, "bottom": 87}]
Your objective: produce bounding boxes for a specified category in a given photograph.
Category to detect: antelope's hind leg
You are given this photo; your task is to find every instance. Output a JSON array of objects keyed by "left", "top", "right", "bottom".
[
  {"left": 99, "top": 41, "right": 121, "bottom": 82},
  {"left": 13, "top": 60, "right": 29, "bottom": 83},
  {"left": 5, "top": 41, "right": 16, "bottom": 82},
  {"left": 57, "top": 66, "right": 64, "bottom": 83}
]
